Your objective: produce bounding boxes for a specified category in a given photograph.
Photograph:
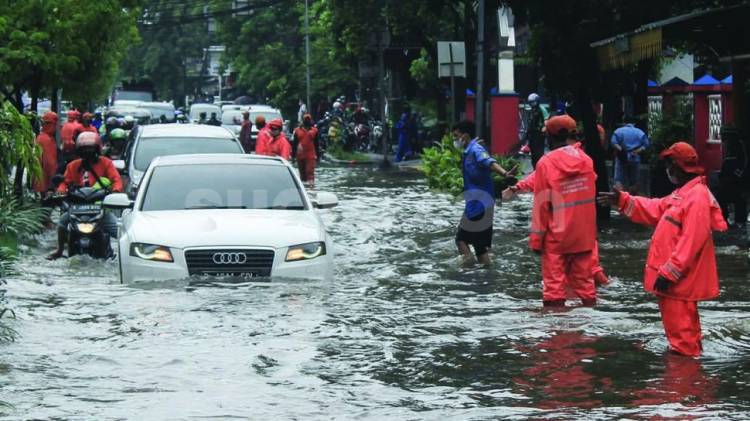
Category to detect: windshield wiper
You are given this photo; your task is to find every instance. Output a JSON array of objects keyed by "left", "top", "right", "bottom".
[
  {"left": 263, "top": 205, "right": 305, "bottom": 210},
  {"left": 184, "top": 205, "right": 248, "bottom": 210}
]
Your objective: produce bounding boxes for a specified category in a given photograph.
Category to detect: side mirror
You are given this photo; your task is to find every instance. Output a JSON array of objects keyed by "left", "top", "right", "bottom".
[
  {"left": 114, "top": 160, "right": 126, "bottom": 172},
  {"left": 103, "top": 193, "right": 134, "bottom": 209},
  {"left": 313, "top": 192, "right": 338, "bottom": 209}
]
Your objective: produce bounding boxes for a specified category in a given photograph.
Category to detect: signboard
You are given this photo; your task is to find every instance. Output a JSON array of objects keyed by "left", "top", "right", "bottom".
[
  {"left": 437, "top": 42, "right": 466, "bottom": 78},
  {"left": 498, "top": 6, "right": 516, "bottom": 48}
]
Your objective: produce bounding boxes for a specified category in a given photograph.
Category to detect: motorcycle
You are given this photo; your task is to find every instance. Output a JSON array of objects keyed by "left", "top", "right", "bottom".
[{"left": 46, "top": 184, "right": 114, "bottom": 259}]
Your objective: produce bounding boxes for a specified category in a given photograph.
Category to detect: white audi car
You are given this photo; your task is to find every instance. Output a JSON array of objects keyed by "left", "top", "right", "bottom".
[{"left": 103, "top": 154, "right": 337, "bottom": 283}]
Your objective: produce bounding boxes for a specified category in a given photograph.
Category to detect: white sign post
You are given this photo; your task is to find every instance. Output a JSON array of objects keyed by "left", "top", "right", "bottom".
[{"left": 438, "top": 41, "right": 466, "bottom": 124}]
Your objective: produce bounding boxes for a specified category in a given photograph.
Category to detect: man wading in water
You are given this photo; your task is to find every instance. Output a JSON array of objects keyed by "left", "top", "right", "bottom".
[{"left": 452, "top": 120, "right": 516, "bottom": 267}]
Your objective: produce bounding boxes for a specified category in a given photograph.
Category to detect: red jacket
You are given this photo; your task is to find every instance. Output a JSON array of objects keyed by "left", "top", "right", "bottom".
[
  {"left": 515, "top": 171, "right": 536, "bottom": 193},
  {"left": 256, "top": 131, "right": 291, "bottom": 160},
  {"left": 618, "top": 177, "right": 727, "bottom": 301},
  {"left": 530, "top": 143, "right": 597, "bottom": 254},
  {"left": 61, "top": 120, "right": 83, "bottom": 152},
  {"left": 293, "top": 126, "right": 318, "bottom": 160},
  {"left": 57, "top": 157, "right": 124, "bottom": 194},
  {"left": 255, "top": 127, "right": 271, "bottom": 154},
  {"left": 33, "top": 124, "right": 58, "bottom": 193}
]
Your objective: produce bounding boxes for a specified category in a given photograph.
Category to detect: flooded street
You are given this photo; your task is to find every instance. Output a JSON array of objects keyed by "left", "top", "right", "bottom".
[{"left": 2, "top": 165, "right": 750, "bottom": 420}]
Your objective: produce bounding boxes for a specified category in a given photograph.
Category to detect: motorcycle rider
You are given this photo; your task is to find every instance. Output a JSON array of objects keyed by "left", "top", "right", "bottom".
[
  {"left": 256, "top": 119, "right": 291, "bottom": 160},
  {"left": 32, "top": 112, "right": 59, "bottom": 196},
  {"left": 292, "top": 114, "right": 319, "bottom": 184},
  {"left": 207, "top": 112, "right": 221, "bottom": 126},
  {"left": 47, "top": 132, "right": 123, "bottom": 260},
  {"left": 104, "top": 128, "right": 128, "bottom": 159},
  {"left": 526, "top": 93, "right": 548, "bottom": 169}
]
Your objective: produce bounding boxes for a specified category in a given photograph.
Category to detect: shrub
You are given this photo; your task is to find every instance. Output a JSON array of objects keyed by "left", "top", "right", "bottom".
[{"left": 422, "top": 134, "right": 520, "bottom": 197}]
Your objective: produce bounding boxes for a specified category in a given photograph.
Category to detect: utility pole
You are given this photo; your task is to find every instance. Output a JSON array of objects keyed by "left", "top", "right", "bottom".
[
  {"left": 475, "top": 0, "right": 485, "bottom": 139},
  {"left": 379, "top": 21, "right": 391, "bottom": 169},
  {"left": 305, "top": 0, "right": 311, "bottom": 112}
]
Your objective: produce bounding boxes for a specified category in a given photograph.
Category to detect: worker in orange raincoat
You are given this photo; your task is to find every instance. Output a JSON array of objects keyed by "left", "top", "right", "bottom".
[
  {"left": 292, "top": 114, "right": 319, "bottom": 184},
  {"left": 599, "top": 142, "right": 727, "bottom": 356},
  {"left": 529, "top": 115, "right": 598, "bottom": 307},
  {"left": 73, "top": 112, "right": 99, "bottom": 140},
  {"left": 256, "top": 118, "right": 291, "bottom": 160},
  {"left": 504, "top": 169, "right": 609, "bottom": 287},
  {"left": 60, "top": 110, "right": 82, "bottom": 153},
  {"left": 33, "top": 111, "right": 59, "bottom": 195}
]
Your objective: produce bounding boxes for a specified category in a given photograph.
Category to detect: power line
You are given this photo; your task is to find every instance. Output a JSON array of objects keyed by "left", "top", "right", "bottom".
[{"left": 137, "top": 0, "right": 292, "bottom": 29}]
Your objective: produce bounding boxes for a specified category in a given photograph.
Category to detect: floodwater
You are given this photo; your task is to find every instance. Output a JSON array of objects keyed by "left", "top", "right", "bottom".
[{"left": 1, "top": 165, "right": 749, "bottom": 420}]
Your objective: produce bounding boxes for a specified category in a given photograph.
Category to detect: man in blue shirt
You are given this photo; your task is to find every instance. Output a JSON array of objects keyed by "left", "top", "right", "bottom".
[
  {"left": 452, "top": 121, "right": 516, "bottom": 266},
  {"left": 611, "top": 117, "right": 650, "bottom": 193}
]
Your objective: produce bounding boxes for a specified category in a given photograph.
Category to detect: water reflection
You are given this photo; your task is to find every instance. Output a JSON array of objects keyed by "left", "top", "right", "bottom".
[{"left": 1, "top": 166, "right": 748, "bottom": 419}]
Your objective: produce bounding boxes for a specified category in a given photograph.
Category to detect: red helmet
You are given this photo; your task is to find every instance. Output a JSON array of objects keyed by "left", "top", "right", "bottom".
[
  {"left": 75, "top": 131, "right": 102, "bottom": 152},
  {"left": 82, "top": 112, "right": 94, "bottom": 121},
  {"left": 268, "top": 118, "right": 283, "bottom": 130},
  {"left": 42, "top": 111, "right": 58, "bottom": 124}
]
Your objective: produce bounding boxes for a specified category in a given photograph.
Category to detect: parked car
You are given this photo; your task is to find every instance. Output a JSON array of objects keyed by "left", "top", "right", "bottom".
[
  {"left": 104, "top": 154, "right": 338, "bottom": 283},
  {"left": 189, "top": 103, "right": 222, "bottom": 123},
  {"left": 116, "top": 124, "right": 244, "bottom": 196}
]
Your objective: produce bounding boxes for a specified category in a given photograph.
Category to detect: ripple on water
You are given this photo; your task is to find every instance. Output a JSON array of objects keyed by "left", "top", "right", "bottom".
[{"left": 1, "top": 165, "right": 749, "bottom": 419}]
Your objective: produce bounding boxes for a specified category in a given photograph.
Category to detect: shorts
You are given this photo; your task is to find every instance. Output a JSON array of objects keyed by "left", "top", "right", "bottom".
[
  {"left": 614, "top": 160, "right": 640, "bottom": 187},
  {"left": 456, "top": 211, "right": 493, "bottom": 256}
]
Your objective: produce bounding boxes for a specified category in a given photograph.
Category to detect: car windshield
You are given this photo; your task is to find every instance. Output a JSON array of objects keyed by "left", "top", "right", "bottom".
[
  {"left": 141, "top": 164, "right": 306, "bottom": 212},
  {"left": 134, "top": 137, "right": 242, "bottom": 171}
]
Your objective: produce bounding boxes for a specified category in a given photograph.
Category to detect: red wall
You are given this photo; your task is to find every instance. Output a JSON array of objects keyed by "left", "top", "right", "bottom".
[
  {"left": 465, "top": 96, "right": 475, "bottom": 122},
  {"left": 489, "top": 95, "right": 519, "bottom": 156},
  {"left": 693, "top": 93, "right": 723, "bottom": 173}
]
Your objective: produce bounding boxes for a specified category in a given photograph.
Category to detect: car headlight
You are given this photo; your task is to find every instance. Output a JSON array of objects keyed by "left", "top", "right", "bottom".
[
  {"left": 76, "top": 223, "right": 95, "bottom": 234},
  {"left": 285, "top": 242, "right": 326, "bottom": 262},
  {"left": 130, "top": 243, "right": 174, "bottom": 262}
]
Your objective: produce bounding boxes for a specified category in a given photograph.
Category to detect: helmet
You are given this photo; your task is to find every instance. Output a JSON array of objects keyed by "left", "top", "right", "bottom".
[
  {"left": 42, "top": 111, "right": 58, "bottom": 124},
  {"left": 528, "top": 93, "right": 540, "bottom": 104},
  {"left": 255, "top": 115, "right": 266, "bottom": 126},
  {"left": 545, "top": 115, "right": 578, "bottom": 137},
  {"left": 110, "top": 128, "right": 127, "bottom": 141},
  {"left": 106, "top": 116, "right": 118, "bottom": 126},
  {"left": 124, "top": 115, "right": 135, "bottom": 123},
  {"left": 76, "top": 131, "right": 102, "bottom": 152},
  {"left": 82, "top": 112, "right": 94, "bottom": 121},
  {"left": 333, "top": 101, "right": 341, "bottom": 109},
  {"left": 268, "top": 119, "right": 283, "bottom": 130}
]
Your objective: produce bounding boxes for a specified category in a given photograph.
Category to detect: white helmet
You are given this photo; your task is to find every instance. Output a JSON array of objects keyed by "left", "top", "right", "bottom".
[
  {"left": 528, "top": 93, "right": 540, "bottom": 104},
  {"left": 333, "top": 101, "right": 341, "bottom": 109}
]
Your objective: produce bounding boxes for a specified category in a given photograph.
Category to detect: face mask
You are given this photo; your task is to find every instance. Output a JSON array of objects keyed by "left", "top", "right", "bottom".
[
  {"left": 453, "top": 139, "right": 463, "bottom": 150},
  {"left": 80, "top": 150, "right": 99, "bottom": 164},
  {"left": 666, "top": 166, "right": 679, "bottom": 185}
]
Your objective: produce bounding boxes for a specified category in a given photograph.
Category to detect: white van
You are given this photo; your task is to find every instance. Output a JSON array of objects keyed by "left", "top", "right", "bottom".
[
  {"left": 138, "top": 102, "right": 176, "bottom": 123},
  {"left": 189, "top": 103, "right": 222, "bottom": 123}
]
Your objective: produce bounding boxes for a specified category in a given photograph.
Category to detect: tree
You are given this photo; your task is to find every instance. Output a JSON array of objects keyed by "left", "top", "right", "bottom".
[
  {"left": 0, "top": 0, "right": 141, "bottom": 111},
  {"left": 212, "top": 0, "right": 358, "bottom": 118},
  {"left": 120, "top": 0, "right": 212, "bottom": 105}
]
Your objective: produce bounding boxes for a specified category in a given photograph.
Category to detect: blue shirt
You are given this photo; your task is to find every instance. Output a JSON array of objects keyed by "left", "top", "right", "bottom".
[
  {"left": 462, "top": 139, "right": 496, "bottom": 218},
  {"left": 611, "top": 124, "right": 650, "bottom": 163}
]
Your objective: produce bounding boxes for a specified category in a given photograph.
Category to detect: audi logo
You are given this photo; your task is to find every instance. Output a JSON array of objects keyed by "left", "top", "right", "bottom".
[{"left": 212, "top": 252, "right": 247, "bottom": 265}]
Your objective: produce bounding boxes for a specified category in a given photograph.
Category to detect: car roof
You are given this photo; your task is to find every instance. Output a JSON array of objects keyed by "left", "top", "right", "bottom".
[
  {"left": 152, "top": 153, "right": 287, "bottom": 167},
  {"left": 139, "top": 124, "right": 235, "bottom": 139}
]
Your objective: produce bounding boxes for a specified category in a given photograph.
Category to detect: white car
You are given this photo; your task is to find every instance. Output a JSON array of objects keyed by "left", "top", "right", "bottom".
[{"left": 104, "top": 154, "right": 338, "bottom": 283}]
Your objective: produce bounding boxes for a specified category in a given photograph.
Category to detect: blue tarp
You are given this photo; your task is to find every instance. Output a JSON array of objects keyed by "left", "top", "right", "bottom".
[
  {"left": 722, "top": 75, "right": 733, "bottom": 84},
  {"left": 466, "top": 89, "right": 475, "bottom": 96},
  {"left": 648, "top": 79, "right": 658, "bottom": 87},
  {"left": 693, "top": 74, "right": 720, "bottom": 85}
]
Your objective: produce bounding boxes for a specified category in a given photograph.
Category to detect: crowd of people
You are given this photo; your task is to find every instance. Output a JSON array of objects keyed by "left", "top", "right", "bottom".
[{"left": 452, "top": 112, "right": 729, "bottom": 358}]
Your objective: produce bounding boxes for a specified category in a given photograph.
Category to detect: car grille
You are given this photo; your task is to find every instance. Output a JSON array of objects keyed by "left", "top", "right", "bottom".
[{"left": 184, "top": 249, "right": 275, "bottom": 277}]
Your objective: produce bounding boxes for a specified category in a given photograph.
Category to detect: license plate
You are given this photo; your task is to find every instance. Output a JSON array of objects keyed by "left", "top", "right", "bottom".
[
  {"left": 72, "top": 204, "right": 101, "bottom": 212},
  {"left": 210, "top": 272, "right": 259, "bottom": 278}
]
